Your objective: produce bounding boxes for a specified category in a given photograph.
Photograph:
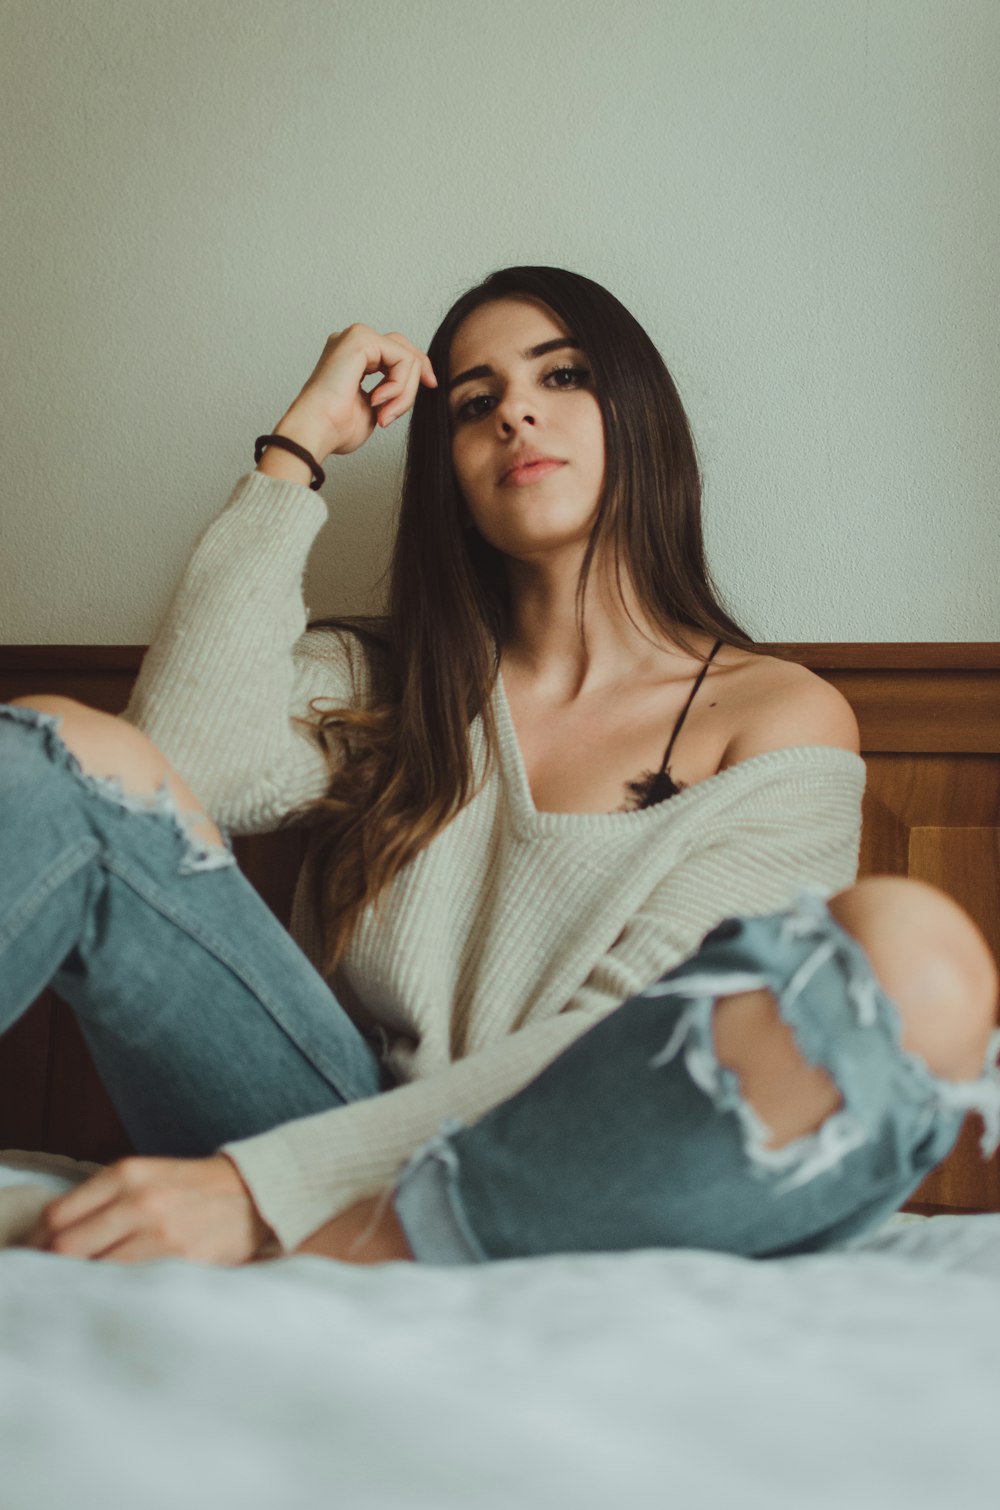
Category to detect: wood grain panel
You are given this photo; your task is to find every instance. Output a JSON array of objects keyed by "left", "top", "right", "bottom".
[
  {"left": 231, "top": 827, "right": 309, "bottom": 932},
  {"left": 858, "top": 787, "right": 909, "bottom": 880},
  {"left": 911, "top": 828, "right": 1000, "bottom": 950},
  {"left": 864, "top": 755, "right": 1000, "bottom": 826},
  {"left": 0, "top": 647, "right": 139, "bottom": 715},
  {"left": 821, "top": 671, "right": 1000, "bottom": 752},
  {"left": 768, "top": 644, "right": 1000, "bottom": 672},
  {"left": 0, "top": 990, "right": 54, "bottom": 1152}
]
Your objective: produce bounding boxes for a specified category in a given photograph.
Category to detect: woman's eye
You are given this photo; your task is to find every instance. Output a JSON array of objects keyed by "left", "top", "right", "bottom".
[
  {"left": 543, "top": 364, "right": 591, "bottom": 388},
  {"left": 452, "top": 364, "right": 591, "bottom": 424},
  {"left": 454, "top": 393, "right": 495, "bottom": 423}
]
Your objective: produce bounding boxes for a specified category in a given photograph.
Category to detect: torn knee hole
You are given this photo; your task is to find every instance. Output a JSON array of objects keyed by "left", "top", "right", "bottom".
[
  {"left": 711, "top": 987, "right": 844, "bottom": 1150},
  {"left": 49, "top": 707, "right": 224, "bottom": 852},
  {"left": 102, "top": 773, "right": 232, "bottom": 874},
  {"left": 23, "top": 700, "right": 231, "bottom": 869}
]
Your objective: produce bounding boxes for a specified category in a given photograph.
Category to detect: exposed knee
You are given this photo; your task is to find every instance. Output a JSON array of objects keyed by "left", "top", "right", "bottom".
[
  {"left": 13, "top": 696, "right": 172, "bottom": 789},
  {"left": 9, "top": 695, "right": 225, "bottom": 851},
  {"left": 712, "top": 987, "right": 843, "bottom": 1150},
  {"left": 711, "top": 876, "right": 999, "bottom": 1153},
  {"left": 828, "top": 876, "right": 998, "bottom": 1083}
]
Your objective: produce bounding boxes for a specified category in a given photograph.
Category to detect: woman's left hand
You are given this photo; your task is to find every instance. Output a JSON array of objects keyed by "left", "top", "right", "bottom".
[{"left": 21, "top": 1154, "right": 276, "bottom": 1265}]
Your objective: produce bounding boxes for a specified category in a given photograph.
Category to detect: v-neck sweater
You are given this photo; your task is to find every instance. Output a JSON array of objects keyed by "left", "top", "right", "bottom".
[{"left": 122, "top": 471, "right": 867, "bottom": 1252}]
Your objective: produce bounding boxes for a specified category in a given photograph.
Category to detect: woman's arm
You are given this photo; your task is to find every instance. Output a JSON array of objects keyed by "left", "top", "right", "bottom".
[
  {"left": 120, "top": 474, "right": 347, "bottom": 834},
  {"left": 120, "top": 325, "right": 437, "bottom": 834}
]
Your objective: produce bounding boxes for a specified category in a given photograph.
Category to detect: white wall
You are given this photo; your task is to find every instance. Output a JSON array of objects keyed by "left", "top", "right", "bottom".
[{"left": 1, "top": 0, "right": 997, "bottom": 643}]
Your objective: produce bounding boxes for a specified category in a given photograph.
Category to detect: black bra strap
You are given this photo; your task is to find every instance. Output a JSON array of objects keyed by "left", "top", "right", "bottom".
[{"left": 655, "top": 639, "right": 724, "bottom": 776}]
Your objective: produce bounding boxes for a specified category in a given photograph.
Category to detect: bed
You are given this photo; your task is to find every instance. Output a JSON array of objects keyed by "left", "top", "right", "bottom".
[
  {"left": 1, "top": 1151, "right": 999, "bottom": 1510},
  {"left": 1, "top": 642, "right": 999, "bottom": 1507}
]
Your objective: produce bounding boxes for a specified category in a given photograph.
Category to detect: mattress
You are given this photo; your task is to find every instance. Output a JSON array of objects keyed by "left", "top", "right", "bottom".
[{"left": 1, "top": 1152, "right": 997, "bottom": 1510}]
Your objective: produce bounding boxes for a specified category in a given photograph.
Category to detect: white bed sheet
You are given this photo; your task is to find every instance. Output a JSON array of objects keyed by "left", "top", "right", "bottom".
[{"left": 1, "top": 1155, "right": 998, "bottom": 1510}]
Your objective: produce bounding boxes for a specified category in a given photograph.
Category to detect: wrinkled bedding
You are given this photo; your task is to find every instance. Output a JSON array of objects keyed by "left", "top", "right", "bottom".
[{"left": 1, "top": 1152, "right": 998, "bottom": 1510}]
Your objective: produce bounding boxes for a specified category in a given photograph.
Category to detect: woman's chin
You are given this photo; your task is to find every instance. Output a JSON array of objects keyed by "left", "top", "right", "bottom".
[{"left": 483, "top": 516, "right": 597, "bottom": 558}]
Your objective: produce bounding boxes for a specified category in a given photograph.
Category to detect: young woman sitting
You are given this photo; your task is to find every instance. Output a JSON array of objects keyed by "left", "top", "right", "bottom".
[{"left": 5, "top": 267, "right": 999, "bottom": 1266}]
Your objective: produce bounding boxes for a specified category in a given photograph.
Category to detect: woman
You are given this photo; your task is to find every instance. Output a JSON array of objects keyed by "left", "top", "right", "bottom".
[{"left": 4, "top": 266, "right": 999, "bottom": 1266}]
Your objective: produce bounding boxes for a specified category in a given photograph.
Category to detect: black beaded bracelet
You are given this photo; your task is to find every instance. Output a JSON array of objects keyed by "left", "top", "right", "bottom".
[{"left": 254, "top": 434, "right": 326, "bottom": 491}]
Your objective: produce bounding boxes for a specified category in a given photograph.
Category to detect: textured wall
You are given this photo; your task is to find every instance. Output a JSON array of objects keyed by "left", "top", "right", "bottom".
[{"left": 1, "top": 0, "right": 997, "bottom": 643}]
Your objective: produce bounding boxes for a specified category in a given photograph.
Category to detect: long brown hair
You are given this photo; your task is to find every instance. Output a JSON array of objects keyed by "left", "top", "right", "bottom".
[{"left": 284, "top": 266, "right": 757, "bottom": 977}]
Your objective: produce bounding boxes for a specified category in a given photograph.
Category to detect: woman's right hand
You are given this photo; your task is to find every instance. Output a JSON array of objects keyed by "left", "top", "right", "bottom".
[{"left": 273, "top": 324, "right": 439, "bottom": 463}]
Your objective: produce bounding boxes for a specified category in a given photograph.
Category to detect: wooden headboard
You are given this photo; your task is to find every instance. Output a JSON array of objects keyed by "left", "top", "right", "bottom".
[{"left": 2, "top": 643, "right": 999, "bottom": 1217}]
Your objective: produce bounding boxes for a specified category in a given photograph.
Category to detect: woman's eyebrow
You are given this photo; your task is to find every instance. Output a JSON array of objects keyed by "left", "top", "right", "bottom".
[{"left": 447, "top": 337, "right": 581, "bottom": 394}]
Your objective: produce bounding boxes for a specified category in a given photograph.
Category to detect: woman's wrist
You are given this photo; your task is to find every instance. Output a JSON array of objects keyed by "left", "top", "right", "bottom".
[
  {"left": 255, "top": 445, "right": 315, "bottom": 487},
  {"left": 255, "top": 407, "right": 340, "bottom": 486}
]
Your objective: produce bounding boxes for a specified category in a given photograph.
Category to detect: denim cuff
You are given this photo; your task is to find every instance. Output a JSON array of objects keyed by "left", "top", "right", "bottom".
[{"left": 392, "top": 1117, "right": 485, "bottom": 1264}]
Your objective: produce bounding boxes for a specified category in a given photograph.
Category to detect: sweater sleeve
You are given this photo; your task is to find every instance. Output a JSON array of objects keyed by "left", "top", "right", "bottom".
[
  {"left": 120, "top": 471, "right": 359, "bottom": 837},
  {"left": 221, "top": 757, "right": 865, "bottom": 1252}
]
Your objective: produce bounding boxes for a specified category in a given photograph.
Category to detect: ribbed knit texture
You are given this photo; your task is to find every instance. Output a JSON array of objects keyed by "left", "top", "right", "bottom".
[{"left": 122, "top": 471, "right": 867, "bottom": 1252}]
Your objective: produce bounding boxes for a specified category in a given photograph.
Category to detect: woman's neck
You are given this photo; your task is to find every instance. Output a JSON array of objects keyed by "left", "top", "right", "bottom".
[{"left": 501, "top": 605, "right": 706, "bottom": 705}]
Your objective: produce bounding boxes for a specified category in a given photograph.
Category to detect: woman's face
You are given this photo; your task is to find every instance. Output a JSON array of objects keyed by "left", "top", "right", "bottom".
[{"left": 447, "top": 297, "right": 605, "bottom": 559}]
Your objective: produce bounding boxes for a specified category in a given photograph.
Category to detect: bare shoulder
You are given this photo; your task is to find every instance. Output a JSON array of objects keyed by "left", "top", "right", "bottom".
[{"left": 718, "top": 652, "right": 861, "bottom": 770}]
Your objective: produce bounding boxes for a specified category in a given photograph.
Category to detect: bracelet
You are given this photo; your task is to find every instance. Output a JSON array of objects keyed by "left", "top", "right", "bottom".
[{"left": 254, "top": 434, "right": 326, "bottom": 491}]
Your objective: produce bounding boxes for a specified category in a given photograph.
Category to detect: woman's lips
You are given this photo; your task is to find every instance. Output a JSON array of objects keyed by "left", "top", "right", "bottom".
[{"left": 500, "top": 459, "right": 567, "bottom": 487}]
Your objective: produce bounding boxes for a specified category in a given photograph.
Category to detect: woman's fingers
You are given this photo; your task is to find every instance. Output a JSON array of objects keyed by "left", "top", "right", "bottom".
[
  {"left": 89, "top": 1233, "right": 179, "bottom": 1265},
  {"left": 287, "top": 324, "right": 437, "bottom": 456},
  {"left": 369, "top": 376, "right": 403, "bottom": 414},
  {"left": 27, "top": 1165, "right": 122, "bottom": 1245},
  {"left": 390, "top": 335, "right": 438, "bottom": 394},
  {"left": 395, "top": 355, "right": 427, "bottom": 420},
  {"left": 368, "top": 365, "right": 417, "bottom": 426},
  {"left": 381, "top": 353, "right": 434, "bottom": 425},
  {"left": 28, "top": 1188, "right": 134, "bottom": 1258},
  {"left": 376, "top": 341, "right": 420, "bottom": 420},
  {"left": 22, "top": 1154, "right": 270, "bottom": 1265},
  {"left": 366, "top": 331, "right": 437, "bottom": 422}
]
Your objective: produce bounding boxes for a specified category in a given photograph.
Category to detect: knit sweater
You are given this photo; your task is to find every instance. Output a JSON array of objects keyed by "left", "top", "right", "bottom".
[{"left": 122, "top": 471, "right": 867, "bottom": 1252}]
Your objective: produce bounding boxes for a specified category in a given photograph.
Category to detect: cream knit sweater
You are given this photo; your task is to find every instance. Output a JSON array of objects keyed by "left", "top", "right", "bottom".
[{"left": 123, "top": 471, "right": 867, "bottom": 1251}]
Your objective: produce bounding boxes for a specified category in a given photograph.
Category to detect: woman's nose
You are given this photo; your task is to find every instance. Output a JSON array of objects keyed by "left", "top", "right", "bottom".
[{"left": 494, "top": 384, "right": 537, "bottom": 432}]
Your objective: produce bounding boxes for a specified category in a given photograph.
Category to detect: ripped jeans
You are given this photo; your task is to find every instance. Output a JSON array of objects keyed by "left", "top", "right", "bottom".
[
  {"left": 4, "top": 701, "right": 1000, "bottom": 1264},
  {"left": 0, "top": 702, "right": 392, "bottom": 1156},
  {"left": 394, "top": 899, "right": 1000, "bottom": 1262}
]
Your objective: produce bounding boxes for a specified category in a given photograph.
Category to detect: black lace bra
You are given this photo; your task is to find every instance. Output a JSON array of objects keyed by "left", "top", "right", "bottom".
[{"left": 621, "top": 639, "right": 724, "bottom": 812}]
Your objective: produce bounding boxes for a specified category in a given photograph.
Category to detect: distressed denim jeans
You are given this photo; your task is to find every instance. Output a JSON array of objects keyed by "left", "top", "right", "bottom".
[
  {"left": 3, "top": 700, "right": 1000, "bottom": 1263},
  {"left": 395, "top": 896, "right": 1000, "bottom": 1262},
  {"left": 0, "top": 702, "right": 389, "bottom": 1156}
]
